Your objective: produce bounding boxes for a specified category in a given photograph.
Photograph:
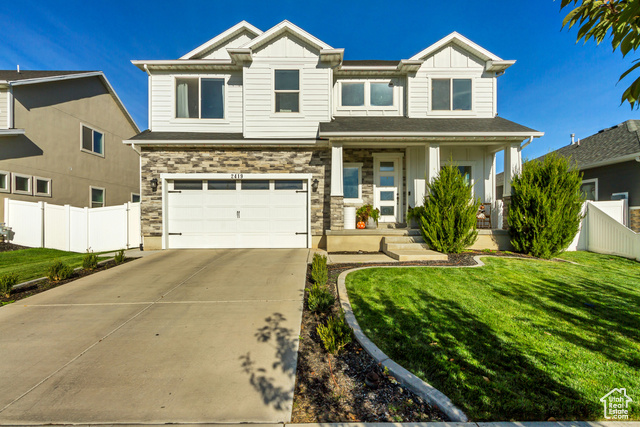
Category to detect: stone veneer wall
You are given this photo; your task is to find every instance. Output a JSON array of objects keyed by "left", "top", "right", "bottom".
[
  {"left": 630, "top": 208, "right": 640, "bottom": 232},
  {"left": 330, "top": 196, "right": 344, "bottom": 230},
  {"left": 502, "top": 196, "right": 511, "bottom": 230},
  {"left": 140, "top": 147, "right": 332, "bottom": 239}
]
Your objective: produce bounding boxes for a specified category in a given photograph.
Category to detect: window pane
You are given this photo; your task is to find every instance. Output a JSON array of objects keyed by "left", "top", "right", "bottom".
[
  {"left": 380, "top": 161, "right": 394, "bottom": 172},
  {"left": 36, "top": 179, "right": 49, "bottom": 194},
  {"left": 380, "top": 206, "right": 394, "bottom": 216},
  {"left": 581, "top": 183, "right": 596, "bottom": 201},
  {"left": 453, "top": 79, "right": 472, "bottom": 111},
  {"left": 275, "top": 70, "right": 299, "bottom": 90},
  {"left": 201, "top": 78, "right": 224, "bottom": 119},
  {"left": 275, "top": 92, "right": 299, "bottom": 112},
  {"left": 93, "top": 130, "right": 104, "bottom": 154},
  {"left": 174, "top": 180, "right": 203, "bottom": 190},
  {"left": 132, "top": 194, "right": 141, "bottom": 202},
  {"left": 241, "top": 180, "right": 269, "bottom": 190},
  {"left": 380, "top": 191, "right": 394, "bottom": 201},
  {"left": 15, "top": 176, "right": 29, "bottom": 192},
  {"left": 275, "top": 180, "right": 303, "bottom": 190},
  {"left": 380, "top": 176, "right": 394, "bottom": 187},
  {"left": 341, "top": 83, "right": 364, "bottom": 106},
  {"left": 343, "top": 167, "right": 359, "bottom": 199},
  {"left": 457, "top": 166, "right": 472, "bottom": 186},
  {"left": 370, "top": 83, "right": 393, "bottom": 106},
  {"left": 91, "top": 188, "right": 104, "bottom": 203},
  {"left": 208, "top": 180, "right": 236, "bottom": 190},
  {"left": 432, "top": 79, "right": 450, "bottom": 110},
  {"left": 176, "top": 78, "right": 199, "bottom": 118},
  {"left": 0, "top": 174, "right": 6, "bottom": 190},
  {"left": 82, "top": 126, "right": 92, "bottom": 151}
]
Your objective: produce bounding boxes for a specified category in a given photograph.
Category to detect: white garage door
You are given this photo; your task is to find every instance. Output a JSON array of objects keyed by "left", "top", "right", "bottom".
[{"left": 166, "top": 178, "right": 308, "bottom": 249}]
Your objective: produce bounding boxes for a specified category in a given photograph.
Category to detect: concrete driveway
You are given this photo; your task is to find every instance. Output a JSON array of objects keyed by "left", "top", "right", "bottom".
[{"left": 0, "top": 249, "right": 307, "bottom": 424}]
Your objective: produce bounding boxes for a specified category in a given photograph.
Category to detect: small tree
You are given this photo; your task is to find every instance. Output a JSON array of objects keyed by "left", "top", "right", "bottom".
[
  {"left": 418, "top": 164, "right": 480, "bottom": 253},
  {"left": 508, "top": 153, "right": 584, "bottom": 259}
]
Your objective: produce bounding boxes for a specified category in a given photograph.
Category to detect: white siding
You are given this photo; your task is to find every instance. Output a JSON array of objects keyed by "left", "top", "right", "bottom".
[
  {"left": 243, "top": 34, "right": 331, "bottom": 139},
  {"left": 150, "top": 71, "right": 243, "bottom": 133},
  {"left": 440, "top": 146, "right": 488, "bottom": 201},
  {"left": 0, "top": 89, "right": 8, "bottom": 129},
  {"left": 333, "top": 77, "right": 405, "bottom": 117},
  {"left": 198, "top": 31, "right": 256, "bottom": 60},
  {"left": 408, "top": 44, "right": 495, "bottom": 118}
]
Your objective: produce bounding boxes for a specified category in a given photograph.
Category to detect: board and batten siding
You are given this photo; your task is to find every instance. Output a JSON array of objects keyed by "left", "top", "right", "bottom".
[
  {"left": 243, "top": 34, "right": 331, "bottom": 139},
  {"left": 0, "top": 89, "right": 8, "bottom": 129},
  {"left": 198, "top": 31, "right": 256, "bottom": 60},
  {"left": 149, "top": 71, "right": 243, "bottom": 133},
  {"left": 408, "top": 44, "right": 495, "bottom": 118}
]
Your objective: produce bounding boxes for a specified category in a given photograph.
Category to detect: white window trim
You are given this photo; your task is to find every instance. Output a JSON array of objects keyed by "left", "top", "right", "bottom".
[
  {"left": 272, "top": 68, "right": 303, "bottom": 116},
  {"left": 131, "top": 193, "right": 141, "bottom": 203},
  {"left": 80, "top": 123, "right": 105, "bottom": 157},
  {"left": 337, "top": 79, "right": 397, "bottom": 110},
  {"left": 428, "top": 76, "right": 475, "bottom": 114},
  {"left": 90, "top": 186, "right": 105, "bottom": 208},
  {"left": 172, "top": 75, "right": 229, "bottom": 122},
  {"left": 581, "top": 178, "right": 598, "bottom": 201},
  {"left": 440, "top": 160, "right": 476, "bottom": 196},
  {"left": 343, "top": 162, "right": 363, "bottom": 203},
  {"left": 12, "top": 173, "right": 32, "bottom": 195},
  {"left": 0, "top": 170, "right": 9, "bottom": 193},
  {"left": 34, "top": 176, "right": 52, "bottom": 197}
]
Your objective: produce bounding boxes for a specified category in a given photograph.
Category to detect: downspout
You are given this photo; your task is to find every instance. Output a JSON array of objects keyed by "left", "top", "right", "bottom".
[
  {"left": 520, "top": 135, "right": 534, "bottom": 150},
  {"left": 143, "top": 64, "right": 152, "bottom": 131}
]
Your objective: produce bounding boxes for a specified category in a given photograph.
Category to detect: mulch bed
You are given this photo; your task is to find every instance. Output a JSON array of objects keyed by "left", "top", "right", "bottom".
[
  {"left": 292, "top": 250, "right": 540, "bottom": 422},
  {"left": 0, "top": 242, "right": 28, "bottom": 253},
  {"left": 0, "top": 258, "right": 136, "bottom": 305}
]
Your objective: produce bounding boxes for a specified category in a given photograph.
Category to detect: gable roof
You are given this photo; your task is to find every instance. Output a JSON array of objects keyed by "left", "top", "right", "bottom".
[
  {"left": 180, "top": 21, "right": 263, "bottom": 60},
  {"left": 240, "top": 20, "right": 333, "bottom": 52},
  {"left": 0, "top": 70, "right": 139, "bottom": 133}
]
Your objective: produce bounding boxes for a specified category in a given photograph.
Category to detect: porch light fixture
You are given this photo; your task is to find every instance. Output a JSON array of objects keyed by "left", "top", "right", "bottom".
[
  {"left": 150, "top": 178, "right": 158, "bottom": 192},
  {"left": 311, "top": 178, "right": 319, "bottom": 192}
]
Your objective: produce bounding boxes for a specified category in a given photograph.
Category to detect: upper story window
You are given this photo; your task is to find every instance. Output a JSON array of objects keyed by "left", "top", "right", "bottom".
[
  {"left": 176, "top": 77, "right": 224, "bottom": 119},
  {"left": 340, "top": 81, "right": 394, "bottom": 108},
  {"left": 432, "top": 78, "right": 472, "bottom": 111},
  {"left": 274, "top": 70, "right": 300, "bottom": 113},
  {"left": 81, "top": 125, "right": 104, "bottom": 156}
]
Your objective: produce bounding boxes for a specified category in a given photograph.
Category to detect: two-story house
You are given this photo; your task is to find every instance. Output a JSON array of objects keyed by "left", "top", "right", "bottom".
[
  {"left": 126, "top": 20, "right": 543, "bottom": 251},
  {"left": 0, "top": 70, "right": 140, "bottom": 220}
]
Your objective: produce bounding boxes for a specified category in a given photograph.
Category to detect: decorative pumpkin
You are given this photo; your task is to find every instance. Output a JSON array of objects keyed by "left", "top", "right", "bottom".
[{"left": 356, "top": 221, "right": 366, "bottom": 229}]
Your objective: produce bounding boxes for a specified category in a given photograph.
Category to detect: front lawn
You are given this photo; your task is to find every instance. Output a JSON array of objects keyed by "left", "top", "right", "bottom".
[
  {"left": 345, "top": 252, "right": 640, "bottom": 421},
  {"left": 0, "top": 248, "right": 106, "bottom": 282}
]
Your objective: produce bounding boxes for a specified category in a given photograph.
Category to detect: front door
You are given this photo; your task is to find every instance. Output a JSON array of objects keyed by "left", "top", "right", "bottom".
[{"left": 374, "top": 155, "right": 402, "bottom": 223}]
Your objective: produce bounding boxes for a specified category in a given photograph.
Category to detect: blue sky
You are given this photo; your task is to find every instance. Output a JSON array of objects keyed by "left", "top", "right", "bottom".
[{"left": 1, "top": 0, "right": 637, "bottom": 169}]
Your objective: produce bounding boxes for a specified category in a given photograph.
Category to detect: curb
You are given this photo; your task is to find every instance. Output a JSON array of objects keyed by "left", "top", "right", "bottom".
[
  {"left": 11, "top": 257, "right": 116, "bottom": 292},
  {"left": 335, "top": 256, "right": 496, "bottom": 422}
]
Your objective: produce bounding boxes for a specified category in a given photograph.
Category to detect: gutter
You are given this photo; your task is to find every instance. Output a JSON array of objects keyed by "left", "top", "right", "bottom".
[
  {"left": 520, "top": 135, "right": 534, "bottom": 149},
  {"left": 319, "top": 131, "right": 545, "bottom": 138}
]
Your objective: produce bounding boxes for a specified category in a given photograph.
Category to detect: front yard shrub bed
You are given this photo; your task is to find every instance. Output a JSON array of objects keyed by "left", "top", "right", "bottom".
[
  {"left": 292, "top": 254, "right": 498, "bottom": 422},
  {"left": 345, "top": 251, "right": 640, "bottom": 421}
]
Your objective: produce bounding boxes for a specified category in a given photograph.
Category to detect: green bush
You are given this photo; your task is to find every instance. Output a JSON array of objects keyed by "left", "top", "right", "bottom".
[
  {"left": 82, "top": 250, "right": 99, "bottom": 270},
  {"left": 0, "top": 273, "right": 19, "bottom": 297},
  {"left": 508, "top": 153, "right": 583, "bottom": 259},
  {"left": 47, "top": 260, "right": 74, "bottom": 282},
  {"left": 311, "top": 253, "right": 328, "bottom": 286},
  {"left": 114, "top": 249, "right": 126, "bottom": 265},
  {"left": 307, "top": 283, "right": 335, "bottom": 313},
  {"left": 317, "top": 312, "right": 353, "bottom": 354},
  {"left": 417, "top": 163, "right": 481, "bottom": 253}
]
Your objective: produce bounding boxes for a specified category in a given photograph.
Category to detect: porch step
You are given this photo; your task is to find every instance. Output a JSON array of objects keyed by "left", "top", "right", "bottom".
[
  {"left": 381, "top": 235, "right": 447, "bottom": 261},
  {"left": 385, "top": 242, "right": 430, "bottom": 251},
  {"left": 383, "top": 235, "right": 425, "bottom": 244},
  {"left": 384, "top": 249, "right": 448, "bottom": 262},
  {"left": 377, "top": 222, "right": 408, "bottom": 229}
]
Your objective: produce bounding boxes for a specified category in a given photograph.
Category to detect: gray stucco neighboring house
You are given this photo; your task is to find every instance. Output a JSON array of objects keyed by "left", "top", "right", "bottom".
[
  {"left": 496, "top": 120, "right": 640, "bottom": 232},
  {"left": 0, "top": 70, "right": 141, "bottom": 221}
]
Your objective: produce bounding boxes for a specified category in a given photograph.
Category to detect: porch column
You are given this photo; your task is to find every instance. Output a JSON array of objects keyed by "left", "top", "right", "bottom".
[
  {"left": 425, "top": 143, "right": 440, "bottom": 184},
  {"left": 483, "top": 149, "right": 496, "bottom": 204},
  {"left": 502, "top": 142, "right": 521, "bottom": 197},
  {"left": 330, "top": 142, "right": 344, "bottom": 230}
]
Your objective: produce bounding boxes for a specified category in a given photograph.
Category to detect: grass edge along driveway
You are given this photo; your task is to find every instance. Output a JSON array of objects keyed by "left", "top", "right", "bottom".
[
  {"left": 0, "top": 248, "right": 107, "bottom": 283},
  {"left": 345, "top": 252, "right": 640, "bottom": 421}
]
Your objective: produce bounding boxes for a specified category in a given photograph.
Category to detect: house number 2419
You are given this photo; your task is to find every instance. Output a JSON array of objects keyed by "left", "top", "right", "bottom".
[{"left": 231, "top": 173, "right": 243, "bottom": 179}]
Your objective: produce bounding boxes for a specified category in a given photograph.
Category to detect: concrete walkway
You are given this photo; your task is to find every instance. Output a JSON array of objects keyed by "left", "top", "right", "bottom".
[{"left": 0, "top": 249, "right": 307, "bottom": 424}]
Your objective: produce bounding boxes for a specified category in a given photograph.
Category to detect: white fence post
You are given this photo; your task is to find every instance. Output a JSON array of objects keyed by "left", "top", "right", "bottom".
[
  {"left": 85, "top": 207, "right": 90, "bottom": 252},
  {"left": 65, "top": 204, "right": 71, "bottom": 252},
  {"left": 3, "top": 198, "right": 8, "bottom": 224},
  {"left": 39, "top": 201, "right": 45, "bottom": 248}
]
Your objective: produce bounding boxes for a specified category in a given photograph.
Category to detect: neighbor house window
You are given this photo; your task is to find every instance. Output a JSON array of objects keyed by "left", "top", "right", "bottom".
[
  {"left": 0, "top": 171, "right": 9, "bottom": 193},
  {"left": 274, "top": 70, "right": 300, "bottom": 113},
  {"left": 340, "top": 81, "right": 394, "bottom": 108},
  {"left": 34, "top": 177, "right": 51, "bottom": 197},
  {"left": 12, "top": 174, "right": 31, "bottom": 195},
  {"left": 432, "top": 78, "right": 472, "bottom": 111},
  {"left": 580, "top": 179, "right": 598, "bottom": 201},
  {"left": 91, "top": 187, "right": 105, "bottom": 208},
  {"left": 176, "top": 77, "right": 225, "bottom": 119},
  {"left": 132, "top": 193, "right": 141, "bottom": 203},
  {"left": 82, "top": 125, "right": 104, "bottom": 155},
  {"left": 343, "top": 163, "right": 362, "bottom": 201}
]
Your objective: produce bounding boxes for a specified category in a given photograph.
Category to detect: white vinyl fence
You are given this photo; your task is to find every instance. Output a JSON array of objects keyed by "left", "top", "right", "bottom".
[
  {"left": 3, "top": 198, "right": 141, "bottom": 253},
  {"left": 568, "top": 200, "right": 640, "bottom": 261}
]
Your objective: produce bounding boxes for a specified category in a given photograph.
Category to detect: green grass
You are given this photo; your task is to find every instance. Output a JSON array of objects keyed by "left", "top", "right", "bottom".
[
  {"left": 345, "top": 251, "right": 640, "bottom": 421},
  {"left": 0, "top": 248, "right": 107, "bottom": 283}
]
